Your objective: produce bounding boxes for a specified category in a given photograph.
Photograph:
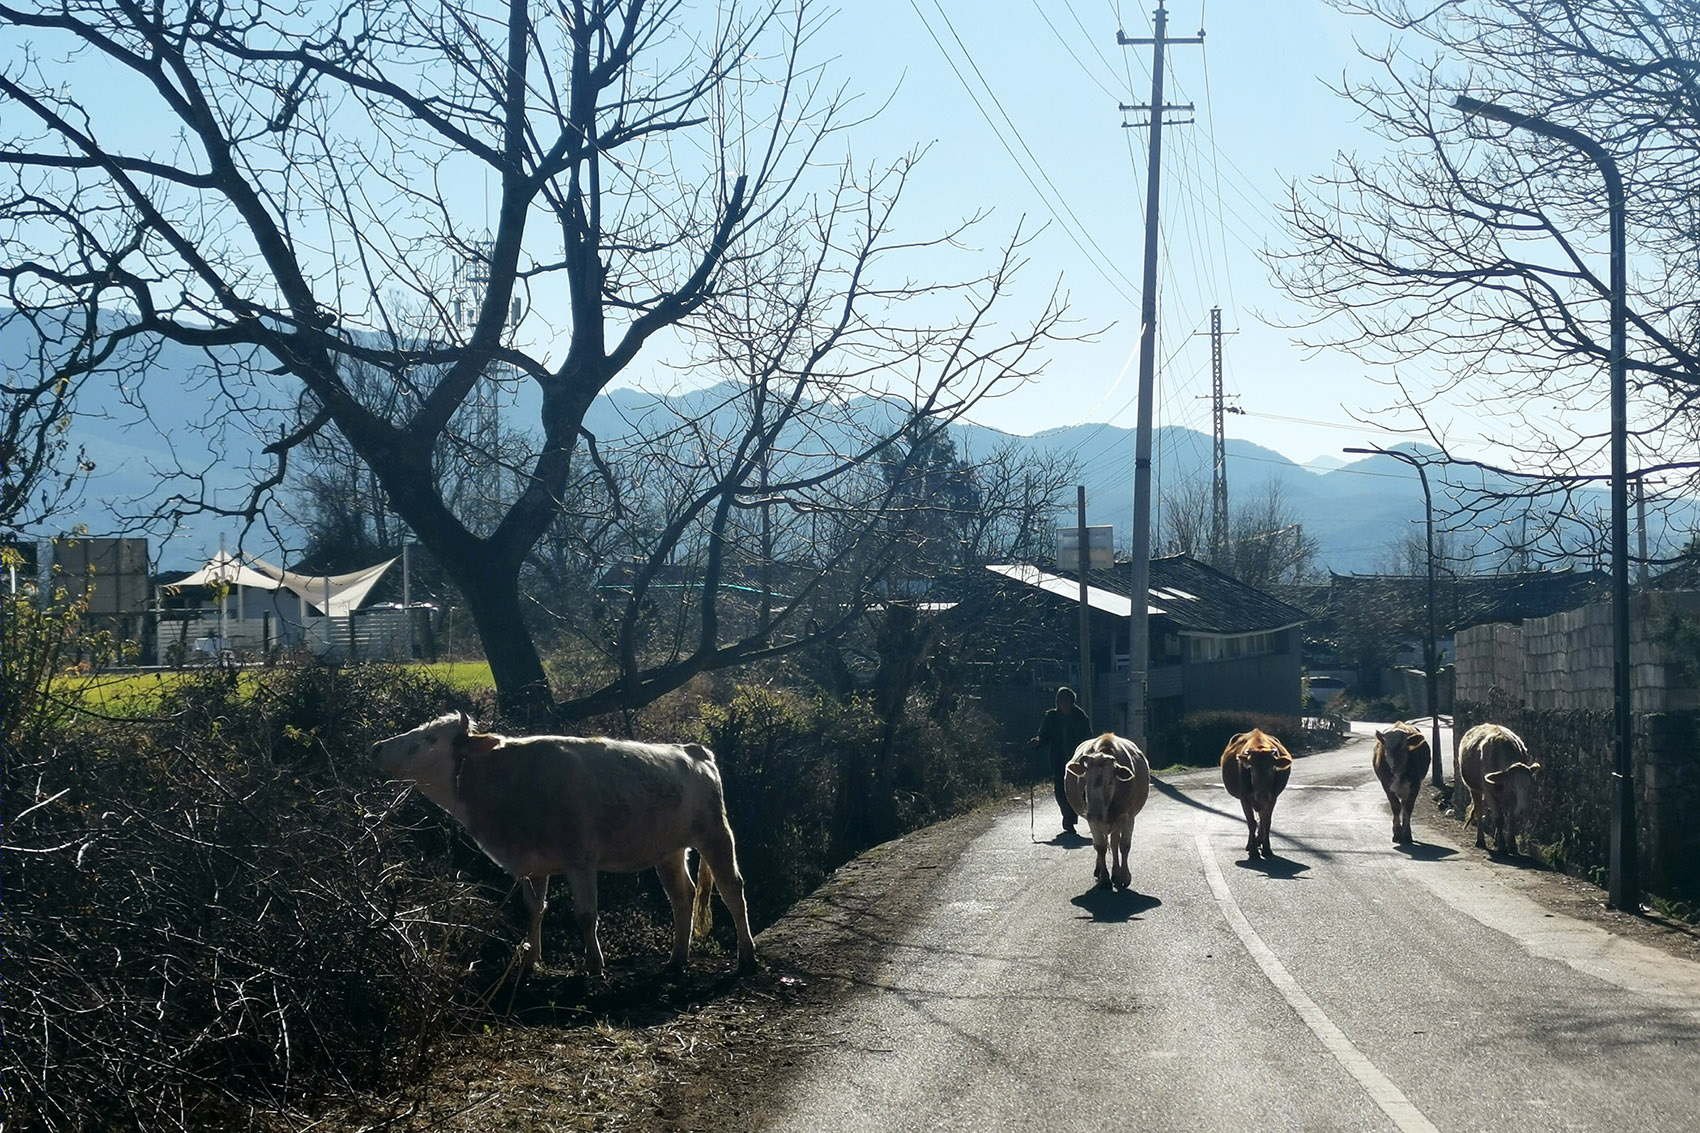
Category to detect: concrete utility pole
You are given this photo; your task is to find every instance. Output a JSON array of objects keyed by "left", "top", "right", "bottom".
[
  {"left": 1118, "top": 5, "right": 1202, "bottom": 745},
  {"left": 1077, "top": 486, "right": 1093, "bottom": 723}
]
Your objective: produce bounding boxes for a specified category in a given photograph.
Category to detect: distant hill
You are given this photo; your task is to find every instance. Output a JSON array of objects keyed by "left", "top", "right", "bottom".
[{"left": 7, "top": 315, "right": 1689, "bottom": 575}]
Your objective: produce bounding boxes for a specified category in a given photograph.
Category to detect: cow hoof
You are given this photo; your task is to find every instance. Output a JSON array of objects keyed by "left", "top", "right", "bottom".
[{"left": 737, "top": 954, "right": 759, "bottom": 977}]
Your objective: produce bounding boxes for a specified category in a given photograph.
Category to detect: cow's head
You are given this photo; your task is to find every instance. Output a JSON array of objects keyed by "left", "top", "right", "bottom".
[
  {"left": 1234, "top": 729, "right": 1293, "bottom": 795},
  {"left": 1375, "top": 725, "right": 1428, "bottom": 773},
  {"left": 1066, "top": 740, "right": 1134, "bottom": 821},
  {"left": 1483, "top": 760, "right": 1541, "bottom": 817},
  {"left": 372, "top": 711, "right": 498, "bottom": 796}
]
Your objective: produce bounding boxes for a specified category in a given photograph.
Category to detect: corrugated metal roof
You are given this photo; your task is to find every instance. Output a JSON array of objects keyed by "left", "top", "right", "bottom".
[
  {"left": 987, "top": 554, "right": 1310, "bottom": 635},
  {"left": 984, "top": 563, "right": 1151, "bottom": 617}
]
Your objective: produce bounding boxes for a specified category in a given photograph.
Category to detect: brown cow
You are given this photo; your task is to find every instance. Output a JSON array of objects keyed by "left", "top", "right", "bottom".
[
  {"left": 1220, "top": 728, "right": 1293, "bottom": 859},
  {"left": 1372, "top": 722, "right": 1431, "bottom": 844},
  {"left": 372, "top": 711, "right": 756, "bottom": 977},
  {"left": 1064, "top": 733, "right": 1151, "bottom": 890},
  {"left": 1456, "top": 723, "right": 1541, "bottom": 854}
]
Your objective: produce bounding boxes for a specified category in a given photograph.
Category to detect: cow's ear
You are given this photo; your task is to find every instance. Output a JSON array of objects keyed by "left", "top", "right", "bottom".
[
  {"left": 462, "top": 732, "right": 501, "bottom": 756},
  {"left": 1374, "top": 730, "right": 1386, "bottom": 743},
  {"left": 1525, "top": 762, "right": 1542, "bottom": 775},
  {"left": 1114, "top": 763, "right": 1135, "bottom": 782},
  {"left": 457, "top": 709, "right": 472, "bottom": 734},
  {"left": 1274, "top": 754, "right": 1293, "bottom": 771},
  {"left": 1065, "top": 756, "right": 1085, "bottom": 777},
  {"left": 1483, "top": 770, "right": 1501, "bottom": 785}
]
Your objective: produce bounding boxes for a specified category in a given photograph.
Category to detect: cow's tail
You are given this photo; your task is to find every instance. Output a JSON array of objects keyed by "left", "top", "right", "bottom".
[{"left": 692, "top": 853, "right": 715, "bottom": 939}]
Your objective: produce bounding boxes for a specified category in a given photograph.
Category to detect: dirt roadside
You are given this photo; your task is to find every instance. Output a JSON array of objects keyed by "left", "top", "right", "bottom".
[{"left": 307, "top": 765, "right": 1698, "bottom": 1132}]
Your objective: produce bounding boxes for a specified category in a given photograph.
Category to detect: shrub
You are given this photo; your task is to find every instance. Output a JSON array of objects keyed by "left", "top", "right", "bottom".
[
  {"left": 1, "top": 662, "right": 499, "bottom": 1131},
  {"left": 1150, "top": 709, "right": 1311, "bottom": 769}
]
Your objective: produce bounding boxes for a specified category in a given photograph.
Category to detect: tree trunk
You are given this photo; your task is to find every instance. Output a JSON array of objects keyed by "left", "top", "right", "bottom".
[{"left": 452, "top": 556, "right": 555, "bottom": 726}]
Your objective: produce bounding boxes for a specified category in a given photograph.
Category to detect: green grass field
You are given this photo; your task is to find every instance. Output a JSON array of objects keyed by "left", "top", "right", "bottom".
[{"left": 58, "top": 660, "right": 497, "bottom": 718}]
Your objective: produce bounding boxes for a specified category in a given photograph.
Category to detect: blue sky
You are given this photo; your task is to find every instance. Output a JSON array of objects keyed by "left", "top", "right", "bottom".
[{"left": 804, "top": 0, "right": 1427, "bottom": 468}]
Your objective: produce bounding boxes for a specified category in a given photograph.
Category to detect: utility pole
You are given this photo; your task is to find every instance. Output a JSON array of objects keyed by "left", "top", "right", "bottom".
[
  {"left": 1119, "top": 5, "right": 1202, "bottom": 745},
  {"left": 1077, "top": 486, "right": 1094, "bottom": 723}
]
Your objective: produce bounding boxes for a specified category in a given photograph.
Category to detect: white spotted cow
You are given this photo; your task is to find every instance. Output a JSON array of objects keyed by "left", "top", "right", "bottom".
[
  {"left": 1456, "top": 723, "right": 1541, "bottom": 855},
  {"left": 1064, "top": 732, "right": 1151, "bottom": 890}
]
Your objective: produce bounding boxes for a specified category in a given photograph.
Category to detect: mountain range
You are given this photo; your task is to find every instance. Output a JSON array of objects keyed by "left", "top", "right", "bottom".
[{"left": 7, "top": 318, "right": 1686, "bottom": 577}]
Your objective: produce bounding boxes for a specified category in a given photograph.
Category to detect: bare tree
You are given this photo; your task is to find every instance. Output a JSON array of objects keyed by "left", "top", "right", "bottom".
[
  {"left": 1272, "top": 0, "right": 1700, "bottom": 568},
  {"left": 1160, "top": 473, "right": 1319, "bottom": 587},
  {"left": 1, "top": 0, "right": 1066, "bottom": 719},
  {"left": 1, "top": 305, "right": 101, "bottom": 535}
]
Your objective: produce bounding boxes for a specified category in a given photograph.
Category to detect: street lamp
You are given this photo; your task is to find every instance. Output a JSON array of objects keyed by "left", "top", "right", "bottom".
[
  {"left": 1344, "top": 445, "right": 1444, "bottom": 788},
  {"left": 1454, "top": 96, "right": 1637, "bottom": 910}
]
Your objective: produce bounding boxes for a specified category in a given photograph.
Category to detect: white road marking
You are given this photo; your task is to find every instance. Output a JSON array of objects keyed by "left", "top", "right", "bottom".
[{"left": 1196, "top": 833, "right": 1441, "bottom": 1133}]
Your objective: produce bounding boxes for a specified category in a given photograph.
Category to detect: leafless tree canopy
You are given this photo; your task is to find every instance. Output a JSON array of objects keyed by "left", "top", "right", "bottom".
[
  {"left": 1160, "top": 474, "right": 1320, "bottom": 588},
  {"left": 1270, "top": 0, "right": 1699, "bottom": 563},
  {"left": 1, "top": 0, "right": 1068, "bottom": 718}
]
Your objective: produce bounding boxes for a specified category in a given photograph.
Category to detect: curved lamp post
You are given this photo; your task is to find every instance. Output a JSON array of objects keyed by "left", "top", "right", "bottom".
[
  {"left": 1454, "top": 95, "right": 1636, "bottom": 911},
  {"left": 1345, "top": 445, "right": 1443, "bottom": 788}
]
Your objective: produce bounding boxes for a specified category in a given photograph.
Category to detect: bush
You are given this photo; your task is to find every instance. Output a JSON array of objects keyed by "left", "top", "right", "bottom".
[
  {"left": 1, "top": 661, "right": 499, "bottom": 1131},
  {"left": 1149, "top": 709, "right": 1311, "bottom": 769}
]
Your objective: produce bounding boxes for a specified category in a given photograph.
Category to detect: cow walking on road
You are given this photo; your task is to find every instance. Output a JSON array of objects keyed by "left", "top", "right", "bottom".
[
  {"left": 372, "top": 711, "right": 757, "bottom": 978},
  {"left": 1456, "top": 723, "right": 1541, "bottom": 855},
  {"left": 1220, "top": 728, "right": 1294, "bottom": 859},
  {"left": 1373, "top": 722, "right": 1431, "bottom": 844},
  {"left": 1064, "top": 733, "right": 1151, "bottom": 890}
]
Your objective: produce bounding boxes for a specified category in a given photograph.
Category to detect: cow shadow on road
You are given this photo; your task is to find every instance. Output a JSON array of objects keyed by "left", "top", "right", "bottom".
[
  {"left": 1395, "top": 841, "right": 1458, "bottom": 862},
  {"left": 1233, "top": 854, "right": 1310, "bottom": 880},
  {"left": 1070, "top": 886, "right": 1162, "bottom": 922}
]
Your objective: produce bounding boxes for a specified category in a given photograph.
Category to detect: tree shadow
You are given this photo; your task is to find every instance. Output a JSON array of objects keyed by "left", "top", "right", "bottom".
[{"left": 1070, "top": 885, "right": 1162, "bottom": 922}]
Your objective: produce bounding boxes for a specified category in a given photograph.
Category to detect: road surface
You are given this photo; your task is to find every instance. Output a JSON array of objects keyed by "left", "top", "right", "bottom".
[{"left": 758, "top": 723, "right": 1700, "bottom": 1132}]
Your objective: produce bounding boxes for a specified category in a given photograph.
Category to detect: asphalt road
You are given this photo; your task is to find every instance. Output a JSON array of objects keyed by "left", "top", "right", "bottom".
[{"left": 757, "top": 723, "right": 1700, "bottom": 1132}]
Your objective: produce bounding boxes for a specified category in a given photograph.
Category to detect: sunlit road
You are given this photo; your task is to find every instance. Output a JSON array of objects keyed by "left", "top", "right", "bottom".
[{"left": 759, "top": 724, "right": 1700, "bottom": 1132}]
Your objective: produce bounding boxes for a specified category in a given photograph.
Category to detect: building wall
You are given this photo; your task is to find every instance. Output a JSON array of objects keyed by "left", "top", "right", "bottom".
[
  {"left": 53, "top": 537, "right": 150, "bottom": 615},
  {"left": 1178, "top": 629, "right": 1303, "bottom": 717}
]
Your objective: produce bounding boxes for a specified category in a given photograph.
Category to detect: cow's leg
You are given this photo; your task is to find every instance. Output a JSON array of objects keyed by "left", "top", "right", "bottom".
[
  {"left": 1239, "top": 796, "right": 1259, "bottom": 856},
  {"left": 655, "top": 849, "right": 695, "bottom": 974},
  {"left": 1111, "top": 823, "right": 1132, "bottom": 890},
  {"left": 1093, "top": 834, "right": 1110, "bottom": 886},
  {"left": 1383, "top": 784, "right": 1403, "bottom": 842},
  {"left": 518, "top": 876, "right": 549, "bottom": 971},
  {"left": 1257, "top": 800, "right": 1274, "bottom": 858},
  {"left": 563, "top": 866, "right": 605, "bottom": 978},
  {"left": 1471, "top": 790, "right": 1487, "bottom": 848},
  {"left": 697, "top": 827, "right": 757, "bottom": 974}
]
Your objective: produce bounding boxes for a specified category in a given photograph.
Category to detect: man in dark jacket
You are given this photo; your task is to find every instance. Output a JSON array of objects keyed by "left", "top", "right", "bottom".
[{"left": 1030, "top": 686, "right": 1093, "bottom": 834}]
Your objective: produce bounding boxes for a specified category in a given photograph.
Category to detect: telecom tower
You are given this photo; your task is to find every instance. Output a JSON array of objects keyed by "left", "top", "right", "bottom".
[{"left": 450, "top": 234, "right": 524, "bottom": 533}]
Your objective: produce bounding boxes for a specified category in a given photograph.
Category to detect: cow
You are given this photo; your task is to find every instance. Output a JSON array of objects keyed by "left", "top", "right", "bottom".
[
  {"left": 1063, "top": 733, "right": 1151, "bottom": 890},
  {"left": 1372, "top": 721, "right": 1431, "bottom": 844},
  {"left": 1456, "top": 723, "right": 1541, "bottom": 854},
  {"left": 1220, "top": 728, "right": 1294, "bottom": 859},
  {"left": 371, "top": 711, "right": 756, "bottom": 978}
]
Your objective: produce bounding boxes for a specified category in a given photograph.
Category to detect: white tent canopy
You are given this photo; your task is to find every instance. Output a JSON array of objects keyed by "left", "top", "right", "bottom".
[{"left": 167, "top": 552, "right": 397, "bottom": 618}]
